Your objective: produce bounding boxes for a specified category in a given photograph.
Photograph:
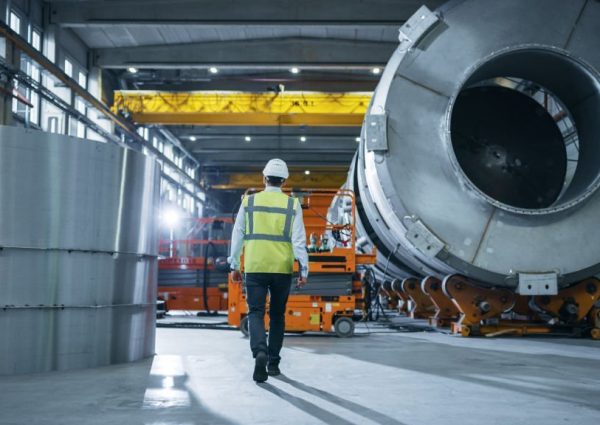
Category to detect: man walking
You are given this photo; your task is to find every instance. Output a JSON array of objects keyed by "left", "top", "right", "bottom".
[{"left": 228, "top": 159, "right": 309, "bottom": 383}]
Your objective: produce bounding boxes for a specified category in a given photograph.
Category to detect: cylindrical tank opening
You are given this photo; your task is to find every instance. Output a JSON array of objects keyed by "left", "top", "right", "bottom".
[{"left": 450, "top": 48, "right": 600, "bottom": 213}]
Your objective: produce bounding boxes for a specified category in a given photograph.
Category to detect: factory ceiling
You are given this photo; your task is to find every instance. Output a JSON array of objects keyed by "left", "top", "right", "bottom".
[{"left": 46, "top": 0, "right": 447, "bottom": 177}]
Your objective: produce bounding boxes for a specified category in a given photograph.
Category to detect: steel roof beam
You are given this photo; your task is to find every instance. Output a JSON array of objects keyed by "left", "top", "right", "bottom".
[
  {"left": 49, "top": 0, "right": 447, "bottom": 27},
  {"left": 93, "top": 38, "right": 396, "bottom": 69}
]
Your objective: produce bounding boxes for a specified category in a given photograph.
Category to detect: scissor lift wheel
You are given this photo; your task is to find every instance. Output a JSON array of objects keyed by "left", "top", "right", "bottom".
[{"left": 334, "top": 317, "right": 355, "bottom": 338}]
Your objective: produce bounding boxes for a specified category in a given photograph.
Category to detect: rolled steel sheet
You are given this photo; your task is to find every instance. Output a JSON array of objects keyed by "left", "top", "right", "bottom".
[
  {"left": 352, "top": 0, "right": 600, "bottom": 288},
  {"left": 0, "top": 126, "right": 159, "bottom": 375}
]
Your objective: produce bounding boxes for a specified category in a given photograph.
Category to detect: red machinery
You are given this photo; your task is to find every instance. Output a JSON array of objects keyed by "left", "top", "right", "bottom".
[{"left": 158, "top": 217, "right": 232, "bottom": 313}]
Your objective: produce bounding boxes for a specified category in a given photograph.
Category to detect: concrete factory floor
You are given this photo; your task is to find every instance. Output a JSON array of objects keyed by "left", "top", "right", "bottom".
[{"left": 1, "top": 325, "right": 599, "bottom": 425}]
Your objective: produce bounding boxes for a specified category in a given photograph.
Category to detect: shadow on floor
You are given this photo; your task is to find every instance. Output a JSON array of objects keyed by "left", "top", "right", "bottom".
[
  {"left": 260, "top": 381, "right": 358, "bottom": 425},
  {"left": 273, "top": 375, "right": 406, "bottom": 425}
]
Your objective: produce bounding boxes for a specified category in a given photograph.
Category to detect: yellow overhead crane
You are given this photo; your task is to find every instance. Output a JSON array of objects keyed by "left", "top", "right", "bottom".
[
  {"left": 112, "top": 91, "right": 372, "bottom": 126},
  {"left": 206, "top": 171, "right": 348, "bottom": 190}
]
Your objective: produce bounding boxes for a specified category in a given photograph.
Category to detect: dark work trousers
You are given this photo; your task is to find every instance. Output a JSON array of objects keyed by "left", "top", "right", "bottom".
[{"left": 245, "top": 273, "right": 292, "bottom": 365}]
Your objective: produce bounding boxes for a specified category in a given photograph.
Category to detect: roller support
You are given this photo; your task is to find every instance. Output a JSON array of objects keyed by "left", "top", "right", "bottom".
[
  {"left": 382, "top": 280, "right": 400, "bottom": 310},
  {"left": 442, "top": 275, "right": 600, "bottom": 338},
  {"left": 443, "top": 275, "right": 515, "bottom": 336},
  {"left": 533, "top": 278, "right": 600, "bottom": 324},
  {"left": 401, "top": 278, "right": 436, "bottom": 319},
  {"left": 390, "top": 278, "right": 410, "bottom": 315},
  {"left": 422, "top": 276, "right": 461, "bottom": 327}
]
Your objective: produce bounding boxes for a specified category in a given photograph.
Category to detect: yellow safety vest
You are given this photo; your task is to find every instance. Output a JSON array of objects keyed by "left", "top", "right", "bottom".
[{"left": 243, "top": 191, "right": 298, "bottom": 274}]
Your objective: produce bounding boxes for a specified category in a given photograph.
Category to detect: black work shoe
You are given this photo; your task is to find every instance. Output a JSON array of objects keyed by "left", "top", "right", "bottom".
[
  {"left": 267, "top": 364, "right": 281, "bottom": 376},
  {"left": 253, "top": 351, "right": 268, "bottom": 383}
]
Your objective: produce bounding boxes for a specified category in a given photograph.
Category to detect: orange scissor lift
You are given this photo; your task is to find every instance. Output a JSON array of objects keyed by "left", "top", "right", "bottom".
[{"left": 228, "top": 188, "right": 376, "bottom": 337}]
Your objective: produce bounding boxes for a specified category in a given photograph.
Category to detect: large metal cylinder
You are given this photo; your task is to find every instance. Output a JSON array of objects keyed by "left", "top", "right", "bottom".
[
  {"left": 0, "top": 126, "right": 159, "bottom": 375},
  {"left": 353, "top": 0, "right": 600, "bottom": 288}
]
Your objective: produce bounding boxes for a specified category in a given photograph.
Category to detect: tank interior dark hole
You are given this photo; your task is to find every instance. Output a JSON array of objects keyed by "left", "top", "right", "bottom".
[{"left": 451, "top": 85, "right": 569, "bottom": 209}]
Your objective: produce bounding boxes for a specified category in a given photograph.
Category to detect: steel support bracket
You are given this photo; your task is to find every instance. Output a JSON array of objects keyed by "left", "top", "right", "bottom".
[
  {"left": 365, "top": 114, "right": 388, "bottom": 152},
  {"left": 517, "top": 272, "right": 559, "bottom": 295},
  {"left": 398, "top": 5, "right": 441, "bottom": 48},
  {"left": 405, "top": 218, "right": 445, "bottom": 258}
]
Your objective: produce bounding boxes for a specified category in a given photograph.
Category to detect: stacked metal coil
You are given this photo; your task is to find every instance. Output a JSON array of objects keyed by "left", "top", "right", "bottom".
[{"left": 0, "top": 126, "right": 159, "bottom": 375}]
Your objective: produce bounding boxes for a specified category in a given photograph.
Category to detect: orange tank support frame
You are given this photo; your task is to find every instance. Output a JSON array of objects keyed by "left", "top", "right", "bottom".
[
  {"left": 532, "top": 278, "right": 600, "bottom": 324},
  {"left": 443, "top": 274, "right": 600, "bottom": 338},
  {"left": 401, "top": 277, "right": 436, "bottom": 319},
  {"left": 421, "top": 276, "right": 461, "bottom": 327},
  {"left": 443, "top": 275, "right": 516, "bottom": 336}
]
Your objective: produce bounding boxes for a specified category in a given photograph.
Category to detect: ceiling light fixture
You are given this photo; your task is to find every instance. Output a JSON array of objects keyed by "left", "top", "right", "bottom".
[
  {"left": 304, "top": 170, "right": 311, "bottom": 175},
  {"left": 300, "top": 136, "right": 307, "bottom": 142},
  {"left": 189, "top": 136, "right": 197, "bottom": 142},
  {"left": 244, "top": 136, "right": 252, "bottom": 142},
  {"left": 290, "top": 67, "right": 300, "bottom": 74},
  {"left": 371, "top": 67, "right": 381, "bottom": 75},
  {"left": 127, "top": 67, "right": 138, "bottom": 74},
  {"left": 355, "top": 137, "right": 361, "bottom": 143},
  {"left": 209, "top": 67, "right": 219, "bottom": 74}
]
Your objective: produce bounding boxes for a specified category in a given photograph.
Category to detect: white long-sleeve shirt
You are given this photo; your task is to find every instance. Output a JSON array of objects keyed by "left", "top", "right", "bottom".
[{"left": 228, "top": 186, "right": 309, "bottom": 278}]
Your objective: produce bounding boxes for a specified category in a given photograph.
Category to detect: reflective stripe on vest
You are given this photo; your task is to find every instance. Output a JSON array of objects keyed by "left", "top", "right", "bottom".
[
  {"left": 242, "top": 191, "right": 296, "bottom": 274},
  {"left": 244, "top": 195, "right": 295, "bottom": 243}
]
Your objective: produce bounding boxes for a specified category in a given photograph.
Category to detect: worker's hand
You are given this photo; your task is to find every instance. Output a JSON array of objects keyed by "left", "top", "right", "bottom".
[
  {"left": 231, "top": 270, "right": 243, "bottom": 283},
  {"left": 297, "top": 276, "right": 308, "bottom": 288}
]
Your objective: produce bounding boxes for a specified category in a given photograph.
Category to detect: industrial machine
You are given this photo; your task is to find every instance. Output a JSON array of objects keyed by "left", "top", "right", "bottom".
[
  {"left": 158, "top": 218, "right": 232, "bottom": 314},
  {"left": 346, "top": 0, "right": 600, "bottom": 338},
  {"left": 228, "top": 188, "right": 376, "bottom": 337}
]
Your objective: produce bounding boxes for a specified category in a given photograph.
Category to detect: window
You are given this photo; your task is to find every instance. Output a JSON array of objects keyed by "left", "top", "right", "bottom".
[
  {"left": 48, "top": 116, "right": 59, "bottom": 133},
  {"left": 187, "top": 167, "right": 196, "bottom": 179},
  {"left": 76, "top": 120, "right": 85, "bottom": 138},
  {"left": 31, "top": 65, "right": 40, "bottom": 82},
  {"left": 64, "top": 58, "right": 73, "bottom": 78},
  {"left": 31, "top": 30, "right": 41, "bottom": 51},
  {"left": 164, "top": 144, "right": 173, "bottom": 161},
  {"left": 30, "top": 92, "right": 39, "bottom": 125},
  {"left": 137, "top": 127, "right": 149, "bottom": 140},
  {"left": 11, "top": 81, "right": 19, "bottom": 113},
  {"left": 174, "top": 154, "right": 183, "bottom": 168},
  {"left": 9, "top": 11, "right": 21, "bottom": 34},
  {"left": 44, "top": 33, "right": 55, "bottom": 62},
  {"left": 75, "top": 97, "right": 86, "bottom": 114},
  {"left": 78, "top": 71, "right": 87, "bottom": 88}
]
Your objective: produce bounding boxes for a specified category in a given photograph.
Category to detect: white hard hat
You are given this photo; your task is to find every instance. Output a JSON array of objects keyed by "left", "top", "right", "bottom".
[{"left": 263, "top": 158, "right": 289, "bottom": 179}]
